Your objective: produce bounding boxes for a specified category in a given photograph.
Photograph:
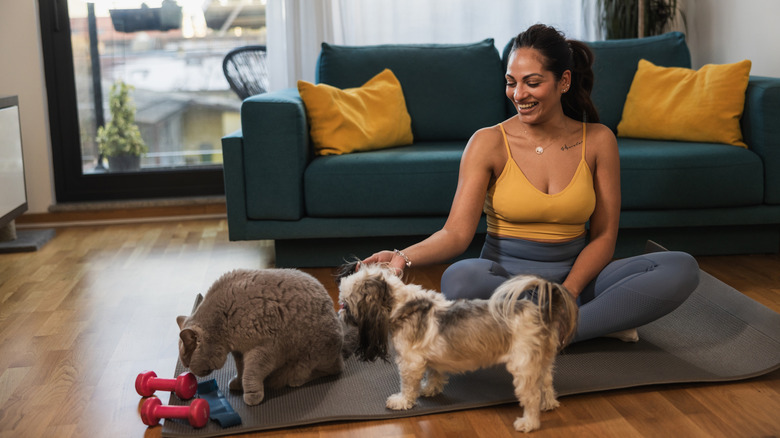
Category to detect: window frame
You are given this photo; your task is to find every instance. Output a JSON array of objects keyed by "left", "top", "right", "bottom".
[{"left": 38, "top": 0, "right": 225, "bottom": 203}]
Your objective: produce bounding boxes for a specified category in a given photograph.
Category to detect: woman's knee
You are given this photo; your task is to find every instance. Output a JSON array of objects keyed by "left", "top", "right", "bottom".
[
  {"left": 649, "top": 251, "right": 700, "bottom": 303},
  {"left": 672, "top": 251, "right": 700, "bottom": 294},
  {"left": 441, "top": 259, "right": 509, "bottom": 300}
]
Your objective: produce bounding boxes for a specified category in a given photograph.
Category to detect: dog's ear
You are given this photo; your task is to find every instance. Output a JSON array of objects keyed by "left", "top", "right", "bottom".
[
  {"left": 354, "top": 277, "right": 393, "bottom": 362},
  {"left": 335, "top": 259, "right": 361, "bottom": 285},
  {"left": 339, "top": 316, "right": 360, "bottom": 359}
]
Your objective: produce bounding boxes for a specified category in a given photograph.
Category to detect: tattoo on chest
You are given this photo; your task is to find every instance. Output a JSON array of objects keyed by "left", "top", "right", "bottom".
[{"left": 561, "top": 140, "right": 583, "bottom": 152}]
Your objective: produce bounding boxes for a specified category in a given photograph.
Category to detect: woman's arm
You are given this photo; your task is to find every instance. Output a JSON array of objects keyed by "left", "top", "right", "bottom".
[
  {"left": 562, "top": 124, "right": 621, "bottom": 297},
  {"left": 363, "top": 127, "right": 502, "bottom": 273}
]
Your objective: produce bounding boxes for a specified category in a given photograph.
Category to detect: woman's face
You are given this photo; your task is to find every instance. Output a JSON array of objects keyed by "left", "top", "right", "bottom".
[{"left": 505, "top": 47, "right": 569, "bottom": 124}]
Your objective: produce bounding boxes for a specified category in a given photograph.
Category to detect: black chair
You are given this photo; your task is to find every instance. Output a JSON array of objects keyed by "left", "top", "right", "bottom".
[{"left": 222, "top": 45, "right": 269, "bottom": 100}]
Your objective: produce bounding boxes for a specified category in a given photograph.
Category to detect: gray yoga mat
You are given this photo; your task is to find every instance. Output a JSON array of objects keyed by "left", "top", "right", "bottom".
[{"left": 161, "top": 269, "right": 780, "bottom": 437}]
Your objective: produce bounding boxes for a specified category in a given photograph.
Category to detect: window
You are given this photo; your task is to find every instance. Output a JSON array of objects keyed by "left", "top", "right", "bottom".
[{"left": 38, "top": 0, "right": 266, "bottom": 201}]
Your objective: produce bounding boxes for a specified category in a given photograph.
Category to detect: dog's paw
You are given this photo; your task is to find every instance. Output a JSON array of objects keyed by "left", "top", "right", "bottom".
[
  {"left": 420, "top": 380, "right": 445, "bottom": 397},
  {"left": 514, "top": 416, "right": 541, "bottom": 433},
  {"left": 386, "top": 393, "right": 415, "bottom": 410},
  {"left": 243, "top": 389, "right": 265, "bottom": 406},
  {"left": 229, "top": 376, "right": 243, "bottom": 391},
  {"left": 541, "top": 396, "right": 560, "bottom": 411}
]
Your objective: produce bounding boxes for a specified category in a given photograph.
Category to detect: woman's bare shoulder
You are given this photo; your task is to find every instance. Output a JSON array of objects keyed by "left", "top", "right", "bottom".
[
  {"left": 586, "top": 122, "right": 616, "bottom": 138},
  {"left": 471, "top": 123, "right": 504, "bottom": 142},
  {"left": 463, "top": 124, "right": 506, "bottom": 172},
  {"left": 465, "top": 124, "right": 505, "bottom": 155},
  {"left": 586, "top": 123, "right": 618, "bottom": 150}
]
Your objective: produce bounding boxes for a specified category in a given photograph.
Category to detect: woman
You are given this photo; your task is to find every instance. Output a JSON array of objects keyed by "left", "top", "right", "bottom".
[{"left": 363, "top": 24, "right": 699, "bottom": 343}]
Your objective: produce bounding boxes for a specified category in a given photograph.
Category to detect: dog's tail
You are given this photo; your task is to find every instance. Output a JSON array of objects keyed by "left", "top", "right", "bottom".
[{"left": 488, "top": 275, "right": 579, "bottom": 349}]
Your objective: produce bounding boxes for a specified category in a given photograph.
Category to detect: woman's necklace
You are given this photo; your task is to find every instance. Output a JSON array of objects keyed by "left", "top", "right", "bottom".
[
  {"left": 522, "top": 122, "right": 565, "bottom": 156},
  {"left": 527, "top": 134, "right": 558, "bottom": 155},
  {"left": 535, "top": 143, "right": 554, "bottom": 155}
]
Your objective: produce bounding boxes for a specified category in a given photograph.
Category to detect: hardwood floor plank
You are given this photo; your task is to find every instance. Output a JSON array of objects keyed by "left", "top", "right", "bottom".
[
  {"left": 659, "top": 386, "right": 744, "bottom": 437},
  {"left": 0, "top": 220, "right": 778, "bottom": 437},
  {"left": 607, "top": 389, "right": 712, "bottom": 437},
  {"left": 0, "top": 367, "right": 30, "bottom": 407},
  {"left": 537, "top": 393, "right": 639, "bottom": 437},
  {"left": 688, "top": 378, "right": 780, "bottom": 435}
]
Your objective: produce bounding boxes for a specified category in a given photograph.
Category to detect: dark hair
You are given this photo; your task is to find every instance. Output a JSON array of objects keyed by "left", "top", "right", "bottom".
[{"left": 511, "top": 24, "right": 599, "bottom": 123}]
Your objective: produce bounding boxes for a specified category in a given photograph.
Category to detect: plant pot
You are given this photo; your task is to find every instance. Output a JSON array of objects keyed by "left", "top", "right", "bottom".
[{"left": 107, "top": 154, "right": 141, "bottom": 172}]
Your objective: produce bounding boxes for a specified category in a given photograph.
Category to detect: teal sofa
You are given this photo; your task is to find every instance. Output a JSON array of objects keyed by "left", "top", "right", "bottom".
[{"left": 222, "top": 32, "right": 780, "bottom": 267}]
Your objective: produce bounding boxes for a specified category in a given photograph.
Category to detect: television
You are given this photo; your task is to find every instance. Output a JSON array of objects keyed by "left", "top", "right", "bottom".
[{"left": 0, "top": 95, "right": 27, "bottom": 231}]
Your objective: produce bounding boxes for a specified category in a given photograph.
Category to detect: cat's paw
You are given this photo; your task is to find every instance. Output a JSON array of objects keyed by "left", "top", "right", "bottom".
[
  {"left": 229, "top": 376, "right": 243, "bottom": 391},
  {"left": 243, "top": 389, "right": 265, "bottom": 406},
  {"left": 288, "top": 379, "right": 307, "bottom": 388},
  {"left": 386, "top": 393, "right": 415, "bottom": 410}
]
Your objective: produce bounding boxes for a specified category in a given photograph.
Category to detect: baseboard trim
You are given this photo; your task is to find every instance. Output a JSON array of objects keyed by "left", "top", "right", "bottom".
[{"left": 16, "top": 198, "right": 227, "bottom": 228}]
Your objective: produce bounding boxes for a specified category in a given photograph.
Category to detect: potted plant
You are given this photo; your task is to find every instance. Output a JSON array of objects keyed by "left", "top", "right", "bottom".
[
  {"left": 596, "top": 0, "right": 685, "bottom": 39},
  {"left": 97, "top": 81, "right": 148, "bottom": 172}
]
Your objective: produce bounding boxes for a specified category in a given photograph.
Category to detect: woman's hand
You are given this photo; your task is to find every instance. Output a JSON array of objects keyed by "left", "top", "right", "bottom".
[{"left": 362, "top": 250, "right": 407, "bottom": 276}]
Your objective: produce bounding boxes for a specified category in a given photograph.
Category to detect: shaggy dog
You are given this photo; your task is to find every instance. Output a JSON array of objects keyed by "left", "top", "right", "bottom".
[{"left": 336, "top": 262, "right": 578, "bottom": 432}]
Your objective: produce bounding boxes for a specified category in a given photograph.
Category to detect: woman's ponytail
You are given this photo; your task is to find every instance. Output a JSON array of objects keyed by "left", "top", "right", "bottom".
[{"left": 563, "top": 40, "right": 599, "bottom": 123}]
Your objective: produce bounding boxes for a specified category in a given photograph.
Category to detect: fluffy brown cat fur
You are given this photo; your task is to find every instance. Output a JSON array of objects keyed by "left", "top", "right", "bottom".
[{"left": 176, "top": 268, "right": 347, "bottom": 405}]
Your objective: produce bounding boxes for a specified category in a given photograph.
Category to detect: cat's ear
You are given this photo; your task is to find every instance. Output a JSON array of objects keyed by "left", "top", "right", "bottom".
[
  {"left": 179, "top": 328, "right": 198, "bottom": 362},
  {"left": 180, "top": 328, "right": 198, "bottom": 348},
  {"left": 176, "top": 315, "right": 188, "bottom": 329}
]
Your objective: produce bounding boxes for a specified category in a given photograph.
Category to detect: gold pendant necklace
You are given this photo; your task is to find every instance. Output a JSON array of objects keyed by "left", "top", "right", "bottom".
[
  {"left": 534, "top": 139, "right": 557, "bottom": 155},
  {"left": 523, "top": 130, "right": 557, "bottom": 155},
  {"left": 520, "top": 121, "right": 564, "bottom": 156}
]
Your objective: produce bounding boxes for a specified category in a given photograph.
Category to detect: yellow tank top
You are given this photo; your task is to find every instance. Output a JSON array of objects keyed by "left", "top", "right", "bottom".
[{"left": 485, "top": 123, "right": 596, "bottom": 241}]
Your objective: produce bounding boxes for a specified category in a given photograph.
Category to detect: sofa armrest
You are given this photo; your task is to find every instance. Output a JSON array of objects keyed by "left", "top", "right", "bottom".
[
  {"left": 221, "top": 130, "right": 249, "bottom": 240},
  {"left": 743, "top": 76, "right": 780, "bottom": 204},
  {"left": 240, "top": 88, "right": 310, "bottom": 220}
]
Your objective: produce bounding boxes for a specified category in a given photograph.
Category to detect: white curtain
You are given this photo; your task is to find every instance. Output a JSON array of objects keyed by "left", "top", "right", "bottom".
[
  {"left": 267, "top": 0, "right": 599, "bottom": 91},
  {"left": 266, "top": 0, "right": 344, "bottom": 91}
]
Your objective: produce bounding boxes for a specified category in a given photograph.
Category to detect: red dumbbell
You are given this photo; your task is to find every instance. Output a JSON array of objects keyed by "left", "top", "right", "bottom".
[
  {"left": 136, "top": 371, "right": 197, "bottom": 400},
  {"left": 140, "top": 396, "right": 210, "bottom": 428}
]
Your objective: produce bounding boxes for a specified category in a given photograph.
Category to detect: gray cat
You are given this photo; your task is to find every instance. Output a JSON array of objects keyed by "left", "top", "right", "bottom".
[{"left": 176, "top": 268, "right": 346, "bottom": 406}]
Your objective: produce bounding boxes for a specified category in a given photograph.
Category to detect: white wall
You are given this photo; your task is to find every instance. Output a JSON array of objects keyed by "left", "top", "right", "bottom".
[
  {"left": 1, "top": 0, "right": 777, "bottom": 214},
  {"left": 0, "top": 0, "right": 55, "bottom": 213},
  {"left": 685, "top": 0, "right": 780, "bottom": 76}
]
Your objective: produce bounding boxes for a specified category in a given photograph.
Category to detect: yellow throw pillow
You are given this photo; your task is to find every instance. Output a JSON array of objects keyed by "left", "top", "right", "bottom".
[
  {"left": 617, "top": 59, "right": 752, "bottom": 147},
  {"left": 298, "top": 69, "right": 413, "bottom": 156}
]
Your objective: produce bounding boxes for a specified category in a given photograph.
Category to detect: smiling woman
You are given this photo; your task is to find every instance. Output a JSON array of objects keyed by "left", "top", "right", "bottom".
[
  {"left": 505, "top": 25, "right": 598, "bottom": 125},
  {"left": 363, "top": 24, "right": 700, "bottom": 346}
]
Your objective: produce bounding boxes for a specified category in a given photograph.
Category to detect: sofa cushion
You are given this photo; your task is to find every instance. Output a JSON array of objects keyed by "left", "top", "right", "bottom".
[
  {"left": 298, "top": 69, "right": 413, "bottom": 156},
  {"left": 588, "top": 32, "right": 692, "bottom": 131},
  {"left": 618, "top": 138, "right": 763, "bottom": 210},
  {"left": 617, "top": 59, "right": 751, "bottom": 148},
  {"left": 304, "top": 142, "right": 465, "bottom": 217},
  {"left": 316, "top": 40, "right": 506, "bottom": 142}
]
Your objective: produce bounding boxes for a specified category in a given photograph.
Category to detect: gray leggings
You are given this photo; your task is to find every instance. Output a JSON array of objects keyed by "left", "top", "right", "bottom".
[{"left": 441, "top": 235, "right": 700, "bottom": 343}]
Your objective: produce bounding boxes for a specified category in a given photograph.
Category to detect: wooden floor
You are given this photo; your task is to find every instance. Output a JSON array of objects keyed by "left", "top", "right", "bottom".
[{"left": 0, "top": 219, "right": 778, "bottom": 437}]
